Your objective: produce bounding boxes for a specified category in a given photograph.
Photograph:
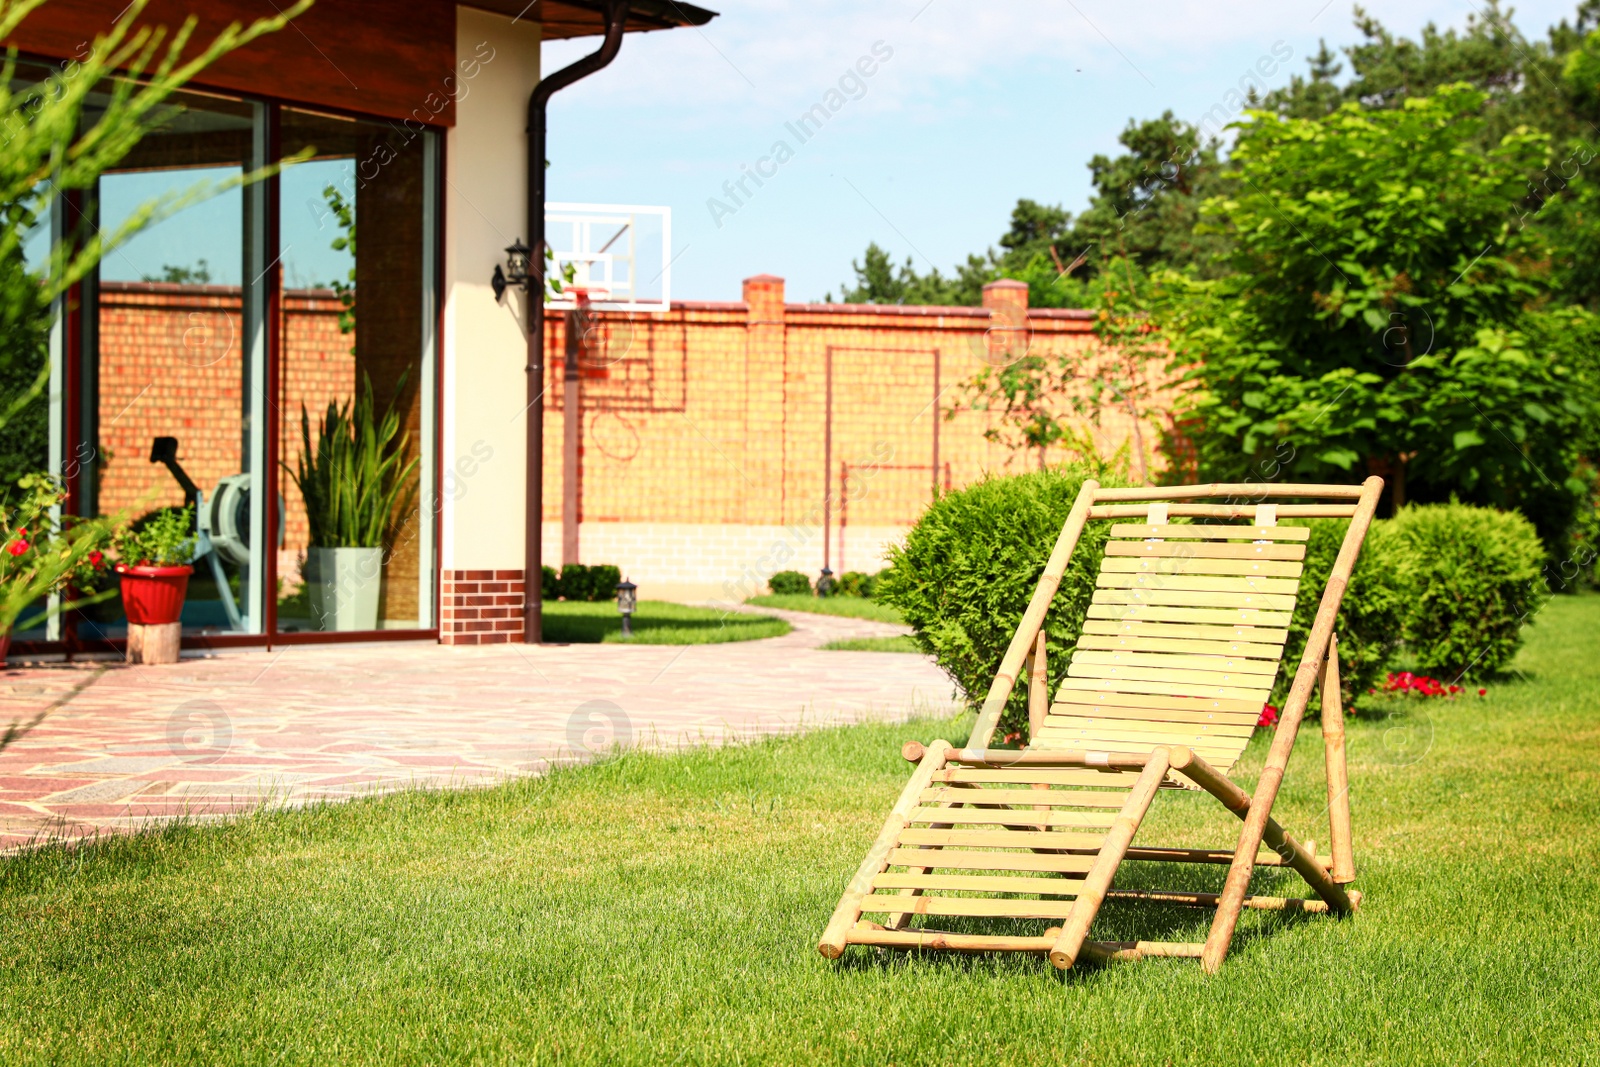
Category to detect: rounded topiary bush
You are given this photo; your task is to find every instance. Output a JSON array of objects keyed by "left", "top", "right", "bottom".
[
  {"left": 878, "top": 465, "right": 1115, "bottom": 736},
  {"left": 767, "top": 570, "right": 812, "bottom": 596},
  {"left": 1388, "top": 502, "right": 1544, "bottom": 680},
  {"left": 1275, "top": 518, "right": 1404, "bottom": 712}
]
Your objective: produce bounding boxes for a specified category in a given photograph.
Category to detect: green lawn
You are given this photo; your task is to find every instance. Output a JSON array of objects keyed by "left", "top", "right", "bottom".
[
  {"left": 746, "top": 593, "right": 904, "bottom": 624},
  {"left": 540, "top": 599, "right": 788, "bottom": 644},
  {"left": 2, "top": 598, "right": 1598, "bottom": 1063},
  {"left": 819, "top": 635, "right": 922, "bottom": 653}
]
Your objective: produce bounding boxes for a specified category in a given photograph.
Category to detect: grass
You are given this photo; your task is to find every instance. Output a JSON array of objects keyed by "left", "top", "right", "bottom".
[
  {"left": 819, "top": 635, "right": 922, "bottom": 653},
  {"left": 2, "top": 596, "right": 1599, "bottom": 1064},
  {"left": 540, "top": 598, "right": 788, "bottom": 644},
  {"left": 746, "top": 593, "right": 905, "bottom": 624}
]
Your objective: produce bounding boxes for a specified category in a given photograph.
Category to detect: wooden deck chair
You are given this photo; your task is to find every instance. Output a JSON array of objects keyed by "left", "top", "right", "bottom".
[{"left": 818, "top": 478, "right": 1383, "bottom": 973}]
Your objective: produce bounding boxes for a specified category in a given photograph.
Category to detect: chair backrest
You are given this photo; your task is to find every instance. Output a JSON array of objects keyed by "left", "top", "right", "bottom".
[
  {"left": 965, "top": 480, "right": 1385, "bottom": 763},
  {"left": 1034, "top": 503, "right": 1307, "bottom": 775}
]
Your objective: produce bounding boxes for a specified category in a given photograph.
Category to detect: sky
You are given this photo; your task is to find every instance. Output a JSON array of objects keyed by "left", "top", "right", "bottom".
[{"left": 541, "top": 0, "right": 1586, "bottom": 303}]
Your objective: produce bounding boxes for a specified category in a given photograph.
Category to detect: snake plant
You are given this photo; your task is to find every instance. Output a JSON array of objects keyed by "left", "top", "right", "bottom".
[{"left": 287, "top": 373, "right": 419, "bottom": 549}]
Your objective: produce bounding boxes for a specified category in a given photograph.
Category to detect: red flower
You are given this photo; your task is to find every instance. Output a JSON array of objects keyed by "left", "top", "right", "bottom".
[
  {"left": 1257, "top": 703, "right": 1279, "bottom": 728},
  {"left": 6, "top": 540, "right": 28, "bottom": 557},
  {"left": 88, "top": 550, "right": 104, "bottom": 567},
  {"left": 1478, "top": 688, "right": 1487, "bottom": 697}
]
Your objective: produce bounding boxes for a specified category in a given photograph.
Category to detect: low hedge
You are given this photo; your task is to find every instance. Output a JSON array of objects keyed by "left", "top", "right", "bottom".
[
  {"left": 545, "top": 563, "right": 623, "bottom": 602},
  {"left": 1387, "top": 502, "right": 1543, "bottom": 680},
  {"left": 878, "top": 466, "right": 1116, "bottom": 737},
  {"left": 767, "top": 570, "right": 812, "bottom": 596}
]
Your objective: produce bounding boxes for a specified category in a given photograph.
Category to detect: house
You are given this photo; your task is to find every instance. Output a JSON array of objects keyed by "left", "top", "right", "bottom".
[
  {"left": 7, "top": 0, "right": 1165, "bottom": 655},
  {"left": 5, "top": 0, "right": 715, "bottom": 653}
]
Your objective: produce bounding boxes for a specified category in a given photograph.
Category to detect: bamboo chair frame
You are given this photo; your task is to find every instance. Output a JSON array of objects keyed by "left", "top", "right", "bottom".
[{"left": 819, "top": 478, "right": 1384, "bottom": 972}]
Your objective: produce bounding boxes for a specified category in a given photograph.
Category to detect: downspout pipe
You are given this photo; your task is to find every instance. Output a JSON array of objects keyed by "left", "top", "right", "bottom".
[{"left": 524, "top": 0, "right": 629, "bottom": 644}]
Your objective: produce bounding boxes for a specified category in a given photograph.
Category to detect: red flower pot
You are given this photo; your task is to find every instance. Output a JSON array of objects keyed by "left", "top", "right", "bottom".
[
  {"left": 117, "top": 565, "right": 193, "bottom": 625},
  {"left": 0, "top": 631, "right": 10, "bottom": 667}
]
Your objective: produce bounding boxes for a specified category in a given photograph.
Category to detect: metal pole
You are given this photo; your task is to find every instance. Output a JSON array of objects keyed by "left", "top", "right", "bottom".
[{"left": 524, "top": 0, "right": 629, "bottom": 643}]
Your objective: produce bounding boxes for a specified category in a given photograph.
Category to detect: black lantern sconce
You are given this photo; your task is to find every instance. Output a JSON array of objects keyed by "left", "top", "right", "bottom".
[
  {"left": 615, "top": 577, "right": 638, "bottom": 637},
  {"left": 492, "top": 238, "right": 533, "bottom": 302}
]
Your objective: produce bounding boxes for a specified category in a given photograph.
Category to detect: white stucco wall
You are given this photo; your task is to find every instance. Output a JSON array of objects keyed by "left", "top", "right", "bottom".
[{"left": 441, "top": 7, "right": 540, "bottom": 571}]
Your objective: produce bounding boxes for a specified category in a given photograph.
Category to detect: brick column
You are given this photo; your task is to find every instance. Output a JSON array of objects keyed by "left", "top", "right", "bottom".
[
  {"left": 743, "top": 274, "right": 787, "bottom": 528},
  {"left": 440, "top": 569, "right": 525, "bottom": 644},
  {"left": 981, "top": 278, "right": 1031, "bottom": 364}
]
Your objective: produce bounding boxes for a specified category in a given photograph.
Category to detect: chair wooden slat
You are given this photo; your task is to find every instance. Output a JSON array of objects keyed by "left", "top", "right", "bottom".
[
  {"left": 1056, "top": 676, "right": 1272, "bottom": 703},
  {"left": 1066, "top": 661, "right": 1278, "bottom": 690},
  {"left": 918, "top": 787, "right": 1130, "bottom": 808},
  {"left": 1091, "top": 588, "right": 1299, "bottom": 611},
  {"left": 906, "top": 807, "right": 1118, "bottom": 829},
  {"left": 937, "top": 767, "right": 1142, "bottom": 787},
  {"left": 1105, "top": 541, "right": 1307, "bottom": 561},
  {"left": 885, "top": 848, "right": 1100, "bottom": 874},
  {"left": 1109, "top": 524, "right": 1311, "bottom": 541},
  {"left": 1079, "top": 619, "right": 1290, "bottom": 644},
  {"left": 899, "top": 828, "right": 1105, "bottom": 849},
  {"left": 1040, "top": 717, "right": 1254, "bottom": 742},
  {"left": 872, "top": 872, "right": 1086, "bottom": 896},
  {"left": 1075, "top": 634, "right": 1286, "bottom": 659},
  {"left": 1095, "top": 572, "right": 1301, "bottom": 594},
  {"left": 1100, "top": 556, "right": 1306, "bottom": 578},
  {"left": 859, "top": 894, "right": 1080, "bottom": 919},
  {"left": 1049, "top": 700, "right": 1262, "bottom": 727},
  {"left": 1086, "top": 604, "right": 1294, "bottom": 627},
  {"left": 1043, "top": 688, "right": 1262, "bottom": 715},
  {"left": 1071, "top": 650, "right": 1280, "bottom": 675}
]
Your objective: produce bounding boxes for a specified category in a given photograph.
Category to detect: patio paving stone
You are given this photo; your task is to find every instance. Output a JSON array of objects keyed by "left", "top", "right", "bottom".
[{"left": 0, "top": 605, "right": 957, "bottom": 847}]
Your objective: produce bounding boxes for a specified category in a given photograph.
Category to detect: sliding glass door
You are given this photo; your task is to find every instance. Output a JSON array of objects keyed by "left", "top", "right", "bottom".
[{"left": 57, "top": 85, "right": 439, "bottom": 647}]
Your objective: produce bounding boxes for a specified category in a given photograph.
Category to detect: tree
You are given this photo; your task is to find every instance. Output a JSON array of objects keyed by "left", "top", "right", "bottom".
[
  {"left": 0, "top": 0, "right": 310, "bottom": 443},
  {"left": 949, "top": 259, "right": 1171, "bottom": 481},
  {"left": 1063, "top": 112, "right": 1229, "bottom": 279},
  {"left": 1168, "top": 85, "right": 1591, "bottom": 547}
]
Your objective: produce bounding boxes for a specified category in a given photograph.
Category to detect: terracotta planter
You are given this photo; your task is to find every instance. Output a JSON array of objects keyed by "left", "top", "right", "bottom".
[
  {"left": 117, "top": 564, "right": 193, "bottom": 626},
  {"left": 0, "top": 630, "right": 9, "bottom": 668}
]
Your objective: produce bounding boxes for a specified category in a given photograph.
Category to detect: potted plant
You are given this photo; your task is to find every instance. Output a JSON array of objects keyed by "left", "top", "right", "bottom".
[
  {"left": 286, "top": 372, "right": 419, "bottom": 632},
  {"left": 113, "top": 504, "right": 198, "bottom": 626},
  {"left": 0, "top": 474, "right": 116, "bottom": 664}
]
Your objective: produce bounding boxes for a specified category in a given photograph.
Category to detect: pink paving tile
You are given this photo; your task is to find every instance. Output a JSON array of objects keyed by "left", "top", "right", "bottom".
[{"left": 0, "top": 612, "right": 958, "bottom": 849}]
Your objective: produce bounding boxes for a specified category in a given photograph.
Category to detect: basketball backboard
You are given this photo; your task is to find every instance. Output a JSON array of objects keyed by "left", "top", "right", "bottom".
[{"left": 544, "top": 202, "right": 671, "bottom": 313}]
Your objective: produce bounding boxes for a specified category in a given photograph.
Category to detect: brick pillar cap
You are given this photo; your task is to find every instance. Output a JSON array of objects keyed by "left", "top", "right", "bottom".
[
  {"left": 983, "top": 278, "right": 1029, "bottom": 290},
  {"left": 744, "top": 273, "right": 785, "bottom": 284}
]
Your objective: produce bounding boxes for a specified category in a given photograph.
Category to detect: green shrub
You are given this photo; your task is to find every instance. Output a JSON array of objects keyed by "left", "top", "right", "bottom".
[
  {"left": 836, "top": 568, "right": 889, "bottom": 598},
  {"left": 555, "top": 564, "right": 622, "bottom": 602},
  {"left": 1388, "top": 502, "right": 1544, "bottom": 680},
  {"left": 878, "top": 466, "right": 1115, "bottom": 736},
  {"left": 767, "top": 570, "right": 812, "bottom": 596},
  {"left": 1275, "top": 518, "right": 1404, "bottom": 713},
  {"left": 541, "top": 565, "right": 559, "bottom": 601}
]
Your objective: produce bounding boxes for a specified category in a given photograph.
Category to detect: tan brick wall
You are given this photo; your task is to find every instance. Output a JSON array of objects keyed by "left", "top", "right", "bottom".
[
  {"left": 93, "top": 275, "right": 1167, "bottom": 642},
  {"left": 527, "top": 274, "right": 1171, "bottom": 613}
]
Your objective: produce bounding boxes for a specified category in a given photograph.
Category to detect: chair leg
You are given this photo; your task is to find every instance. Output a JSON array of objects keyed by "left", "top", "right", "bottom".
[
  {"left": 819, "top": 740, "right": 952, "bottom": 958},
  {"left": 1048, "top": 748, "right": 1171, "bottom": 970},
  {"left": 1027, "top": 631, "right": 1048, "bottom": 741},
  {"left": 1166, "top": 747, "right": 1354, "bottom": 972},
  {"left": 1321, "top": 633, "right": 1356, "bottom": 883}
]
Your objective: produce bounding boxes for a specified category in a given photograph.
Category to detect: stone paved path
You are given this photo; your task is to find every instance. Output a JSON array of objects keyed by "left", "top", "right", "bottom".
[{"left": 0, "top": 609, "right": 958, "bottom": 849}]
